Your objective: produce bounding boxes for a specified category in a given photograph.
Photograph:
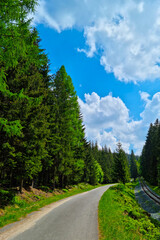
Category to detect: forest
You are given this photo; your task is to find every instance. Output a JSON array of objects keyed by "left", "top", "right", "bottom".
[
  {"left": 0, "top": 0, "right": 139, "bottom": 193},
  {"left": 140, "top": 119, "right": 160, "bottom": 186}
]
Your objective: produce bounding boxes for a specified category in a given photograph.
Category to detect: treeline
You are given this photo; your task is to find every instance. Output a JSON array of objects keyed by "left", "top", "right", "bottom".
[
  {"left": 0, "top": 0, "right": 133, "bottom": 192},
  {"left": 87, "top": 142, "right": 135, "bottom": 184},
  {"left": 140, "top": 119, "right": 160, "bottom": 186}
]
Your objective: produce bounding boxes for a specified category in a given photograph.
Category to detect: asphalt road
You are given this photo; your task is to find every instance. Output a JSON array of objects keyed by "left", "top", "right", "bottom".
[{"left": 8, "top": 185, "right": 113, "bottom": 240}]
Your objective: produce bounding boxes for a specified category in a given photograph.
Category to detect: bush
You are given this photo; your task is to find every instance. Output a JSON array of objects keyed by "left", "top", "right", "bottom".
[
  {"left": 0, "top": 189, "right": 15, "bottom": 207},
  {"left": 39, "top": 186, "right": 52, "bottom": 193}
]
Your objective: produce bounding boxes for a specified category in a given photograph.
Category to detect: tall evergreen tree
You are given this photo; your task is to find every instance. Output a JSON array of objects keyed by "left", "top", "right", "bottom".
[
  {"left": 130, "top": 150, "right": 138, "bottom": 181},
  {"left": 97, "top": 146, "right": 114, "bottom": 183},
  {"left": 0, "top": 27, "right": 50, "bottom": 191},
  {"left": 0, "top": 0, "right": 37, "bottom": 136},
  {"left": 140, "top": 120, "right": 159, "bottom": 185},
  {"left": 114, "top": 142, "right": 130, "bottom": 184},
  {"left": 83, "top": 141, "right": 103, "bottom": 185},
  {"left": 50, "top": 66, "right": 85, "bottom": 187}
]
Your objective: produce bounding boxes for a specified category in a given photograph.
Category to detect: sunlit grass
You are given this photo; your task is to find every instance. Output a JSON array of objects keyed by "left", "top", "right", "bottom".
[{"left": 99, "top": 183, "right": 160, "bottom": 240}]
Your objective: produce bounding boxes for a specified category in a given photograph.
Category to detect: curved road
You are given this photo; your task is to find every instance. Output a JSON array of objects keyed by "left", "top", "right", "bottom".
[{"left": 2, "top": 185, "right": 113, "bottom": 240}]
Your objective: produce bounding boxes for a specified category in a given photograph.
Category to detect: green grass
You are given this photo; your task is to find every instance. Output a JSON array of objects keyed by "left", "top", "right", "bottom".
[
  {"left": 0, "top": 183, "right": 102, "bottom": 228},
  {"left": 99, "top": 183, "right": 160, "bottom": 240}
]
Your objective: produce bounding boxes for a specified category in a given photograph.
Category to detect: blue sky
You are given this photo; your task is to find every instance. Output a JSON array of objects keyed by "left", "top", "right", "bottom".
[{"left": 32, "top": 0, "right": 160, "bottom": 155}]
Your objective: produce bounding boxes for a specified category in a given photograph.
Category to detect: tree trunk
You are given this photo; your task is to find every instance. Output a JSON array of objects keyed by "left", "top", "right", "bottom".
[
  {"left": 31, "top": 179, "right": 34, "bottom": 188},
  {"left": 19, "top": 178, "right": 23, "bottom": 193}
]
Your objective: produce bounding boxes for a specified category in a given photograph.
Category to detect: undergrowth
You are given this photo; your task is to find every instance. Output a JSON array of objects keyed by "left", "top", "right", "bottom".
[
  {"left": 0, "top": 183, "right": 101, "bottom": 228},
  {"left": 99, "top": 182, "right": 160, "bottom": 240}
]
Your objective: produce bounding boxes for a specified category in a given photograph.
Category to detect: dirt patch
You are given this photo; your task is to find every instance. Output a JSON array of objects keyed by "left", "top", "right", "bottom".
[
  {"left": 0, "top": 210, "right": 4, "bottom": 217},
  {"left": 18, "top": 187, "right": 53, "bottom": 202}
]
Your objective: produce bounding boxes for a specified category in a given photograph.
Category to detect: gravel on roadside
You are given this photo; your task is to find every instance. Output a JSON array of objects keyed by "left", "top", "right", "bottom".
[{"left": 134, "top": 182, "right": 160, "bottom": 221}]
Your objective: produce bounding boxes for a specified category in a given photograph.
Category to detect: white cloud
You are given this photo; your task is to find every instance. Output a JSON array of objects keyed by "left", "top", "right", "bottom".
[
  {"left": 139, "top": 91, "right": 150, "bottom": 103},
  {"left": 78, "top": 91, "right": 160, "bottom": 155},
  {"left": 33, "top": 0, "right": 160, "bottom": 82},
  {"left": 140, "top": 92, "right": 160, "bottom": 123}
]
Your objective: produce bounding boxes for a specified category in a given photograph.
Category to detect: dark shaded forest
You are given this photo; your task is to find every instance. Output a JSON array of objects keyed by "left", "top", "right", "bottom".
[{"left": 140, "top": 119, "right": 160, "bottom": 186}]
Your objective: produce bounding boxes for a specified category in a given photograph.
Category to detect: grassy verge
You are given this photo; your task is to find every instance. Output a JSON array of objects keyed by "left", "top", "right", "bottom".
[
  {"left": 0, "top": 183, "right": 101, "bottom": 228},
  {"left": 99, "top": 183, "right": 160, "bottom": 240},
  {"left": 145, "top": 181, "right": 160, "bottom": 196}
]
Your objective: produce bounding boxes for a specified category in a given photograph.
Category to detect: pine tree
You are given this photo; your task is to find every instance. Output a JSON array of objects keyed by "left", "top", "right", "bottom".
[
  {"left": 98, "top": 146, "right": 114, "bottom": 183},
  {"left": 50, "top": 66, "right": 85, "bottom": 187},
  {"left": 83, "top": 141, "right": 103, "bottom": 185},
  {"left": 140, "top": 120, "right": 159, "bottom": 185},
  {"left": 0, "top": 1, "right": 41, "bottom": 189},
  {"left": 114, "top": 142, "right": 130, "bottom": 184},
  {"left": 156, "top": 124, "right": 160, "bottom": 186},
  {"left": 130, "top": 150, "right": 138, "bottom": 181},
  {"left": 0, "top": 28, "right": 50, "bottom": 191},
  {"left": 0, "top": 0, "right": 37, "bottom": 136}
]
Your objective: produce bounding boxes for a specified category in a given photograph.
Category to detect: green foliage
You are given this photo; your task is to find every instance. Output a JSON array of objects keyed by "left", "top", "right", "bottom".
[
  {"left": 0, "top": 18, "right": 50, "bottom": 190},
  {"left": 44, "top": 65, "right": 85, "bottom": 187},
  {"left": 0, "top": 189, "right": 15, "bottom": 207},
  {"left": 62, "top": 189, "right": 68, "bottom": 193},
  {"left": 99, "top": 183, "right": 160, "bottom": 240},
  {"left": 0, "top": 0, "right": 37, "bottom": 136},
  {"left": 12, "top": 195, "right": 26, "bottom": 207},
  {"left": 39, "top": 186, "right": 53, "bottom": 193},
  {"left": 83, "top": 142, "right": 103, "bottom": 185},
  {"left": 95, "top": 161, "right": 104, "bottom": 183},
  {"left": 0, "top": 118, "right": 23, "bottom": 137},
  {"left": 114, "top": 142, "right": 130, "bottom": 184},
  {"left": 140, "top": 119, "right": 160, "bottom": 186},
  {"left": 84, "top": 141, "right": 114, "bottom": 184},
  {"left": 130, "top": 150, "right": 138, "bottom": 181}
]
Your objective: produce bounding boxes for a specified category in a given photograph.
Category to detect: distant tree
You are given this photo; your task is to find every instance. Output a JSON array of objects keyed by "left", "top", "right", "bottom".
[
  {"left": 96, "top": 146, "right": 114, "bottom": 183},
  {"left": 114, "top": 142, "right": 130, "bottom": 184},
  {"left": 156, "top": 124, "right": 160, "bottom": 186},
  {"left": 140, "top": 120, "right": 159, "bottom": 185},
  {"left": 130, "top": 150, "right": 138, "bottom": 181},
  {"left": 83, "top": 141, "right": 103, "bottom": 185}
]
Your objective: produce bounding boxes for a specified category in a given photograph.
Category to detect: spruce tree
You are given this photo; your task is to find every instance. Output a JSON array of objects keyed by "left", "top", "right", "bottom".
[
  {"left": 114, "top": 142, "right": 130, "bottom": 184},
  {"left": 0, "top": 0, "right": 37, "bottom": 136},
  {"left": 140, "top": 120, "right": 159, "bottom": 185},
  {"left": 0, "top": 27, "right": 50, "bottom": 191},
  {"left": 51, "top": 66, "right": 85, "bottom": 187},
  {"left": 130, "top": 150, "right": 138, "bottom": 181},
  {"left": 83, "top": 141, "right": 103, "bottom": 185}
]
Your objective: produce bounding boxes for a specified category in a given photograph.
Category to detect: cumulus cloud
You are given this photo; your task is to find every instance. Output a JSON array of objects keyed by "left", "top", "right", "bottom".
[
  {"left": 139, "top": 91, "right": 150, "bottom": 103},
  {"left": 78, "top": 92, "right": 160, "bottom": 155},
  {"left": 33, "top": 0, "right": 160, "bottom": 82},
  {"left": 140, "top": 92, "right": 160, "bottom": 124}
]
